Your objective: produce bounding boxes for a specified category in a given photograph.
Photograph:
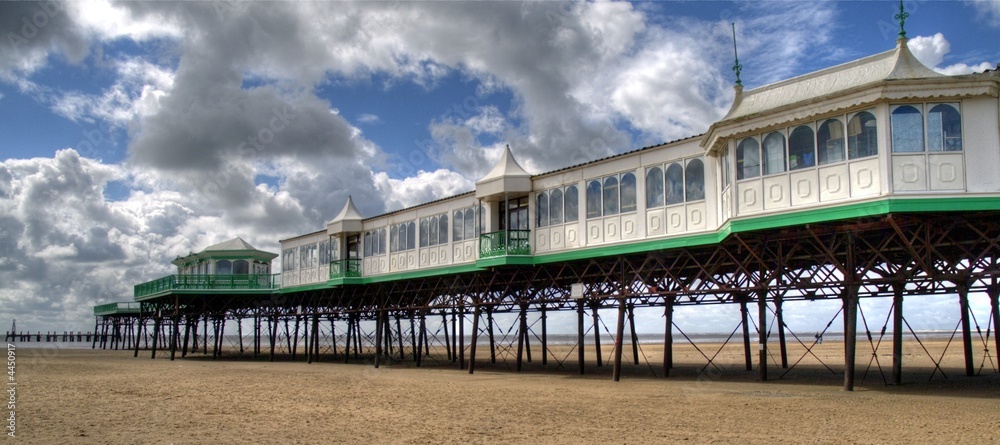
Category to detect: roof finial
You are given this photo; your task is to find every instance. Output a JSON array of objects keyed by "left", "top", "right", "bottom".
[
  {"left": 731, "top": 22, "right": 742, "bottom": 87},
  {"left": 895, "top": 0, "right": 909, "bottom": 40}
]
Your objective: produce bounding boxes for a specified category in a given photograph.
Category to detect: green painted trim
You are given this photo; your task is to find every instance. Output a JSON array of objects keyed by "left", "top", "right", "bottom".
[
  {"left": 476, "top": 255, "right": 535, "bottom": 268},
  {"left": 362, "top": 263, "right": 484, "bottom": 284},
  {"left": 279, "top": 281, "right": 334, "bottom": 293}
]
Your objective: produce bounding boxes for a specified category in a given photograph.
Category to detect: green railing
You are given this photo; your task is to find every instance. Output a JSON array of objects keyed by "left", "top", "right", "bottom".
[
  {"left": 94, "top": 302, "right": 141, "bottom": 315},
  {"left": 479, "top": 230, "right": 531, "bottom": 258},
  {"left": 330, "top": 259, "right": 362, "bottom": 279},
  {"left": 133, "top": 274, "right": 281, "bottom": 299}
]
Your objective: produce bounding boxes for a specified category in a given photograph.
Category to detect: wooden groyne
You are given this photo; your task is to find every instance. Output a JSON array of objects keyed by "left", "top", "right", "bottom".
[{"left": 4, "top": 331, "right": 97, "bottom": 343}]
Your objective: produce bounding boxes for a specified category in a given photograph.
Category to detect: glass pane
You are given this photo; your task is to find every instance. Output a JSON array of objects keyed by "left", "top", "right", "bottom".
[
  {"left": 602, "top": 176, "right": 619, "bottom": 215},
  {"left": 645, "top": 167, "right": 664, "bottom": 208},
  {"left": 390, "top": 226, "right": 398, "bottom": 252},
  {"left": 685, "top": 158, "right": 705, "bottom": 201},
  {"left": 788, "top": 126, "right": 815, "bottom": 170},
  {"left": 848, "top": 111, "right": 879, "bottom": 159},
  {"left": 319, "top": 241, "right": 329, "bottom": 264},
  {"left": 429, "top": 216, "right": 439, "bottom": 246},
  {"left": 928, "top": 104, "right": 962, "bottom": 151},
  {"left": 762, "top": 132, "right": 786, "bottom": 175},
  {"left": 550, "top": 188, "right": 563, "bottom": 225},
  {"left": 217, "top": 260, "right": 232, "bottom": 275},
  {"left": 737, "top": 138, "right": 760, "bottom": 180},
  {"left": 720, "top": 148, "right": 731, "bottom": 188},
  {"left": 364, "top": 232, "right": 372, "bottom": 257},
  {"left": 537, "top": 191, "right": 549, "bottom": 228},
  {"left": 439, "top": 215, "right": 448, "bottom": 244},
  {"left": 419, "top": 219, "right": 428, "bottom": 248},
  {"left": 665, "top": 163, "right": 683, "bottom": 206},
  {"left": 464, "top": 209, "right": 474, "bottom": 240},
  {"left": 565, "top": 185, "right": 579, "bottom": 222},
  {"left": 817, "top": 119, "right": 845, "bottom": 165},
  {"left": 233, "top": 260, "right": 249, "bottom": 275},
  {"left": 453, "top": 211, "right": 464, "bottom": 242},
  {"left": 407, "top": 222, "right": 416, "bottom": 250},
  {"left": 331, "top": 239, "right": 339, "bottom": 261},
  {"left": 891, "top": 105, "right": 924, "bottom": 152},
  {"left": 379, "top": 228, "right": 387, "bottom": 255},
  {"left": 586, "top": 180, "right": 602, "bottom": 218},
  {"left": 620, "top": 172, "right": 637, "bottom": 213}
]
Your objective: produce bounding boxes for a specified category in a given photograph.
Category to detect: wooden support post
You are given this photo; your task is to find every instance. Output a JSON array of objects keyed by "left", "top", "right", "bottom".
[
  {"left": 374, "top": 310, "right": 383, "bottom": 369},
  {"left": 892, "top": 282, "right": 904, "bottom": 385},
  {"left": 957, "top": 282, "right": 975, "bottom": 377},
  {"left": 577, "top": 298, "right": 586, "bottom": 375},
  {"left": 541, "top": 304, "right": 548, "bottom": 365},
  {"left": 740, "top": 299, "right": 752, "bottom": 371},
  {"left": 775, "top": 296, "right": 788, "bottom": 369},
  {"left": 843, "top": 286, "right": 858, "bottom": 391},
  {"left": 664, "top": 299, "right": 673, "bottom": 377},
  {"left": 612, "top": 297, "right": 627, "bottom": 382},
  {"left": 442, "top": 312, "right": 451, "bottom": 361},
  {"left": 592, "top": 303, "right": 603, "bottom": 367},
  {"left": 487, "top": 307, "right": 496, "bottom": 363},
  {"left": 469, "top": 304, "right": 480, "bottom": 374},
  {"left": 757, "top": 290, "right": 768, "bottom": 382},
  {"left": 150, "top": 315, "right": 161, "bottom": 359},
  {"left": 628, "top": 302, "right": 639, "bottom": 365}
]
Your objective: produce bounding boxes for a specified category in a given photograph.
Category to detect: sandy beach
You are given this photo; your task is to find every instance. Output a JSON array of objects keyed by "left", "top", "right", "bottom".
[{"left": 11, "top": 339, "right": 1000, "bottom": 444}]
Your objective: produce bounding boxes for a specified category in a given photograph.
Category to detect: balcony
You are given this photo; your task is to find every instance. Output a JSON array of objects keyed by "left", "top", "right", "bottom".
[
  {"left": 479, "top": 230, "right": 531, "bottom": 258},
  {"left": 329, "top": 259, "right": 362, "bottom": 279},
  {"left": 133, "top": 274, "right": 281, "bottom": 299},
  {"left": 94, "top": 302, "right": 141, "bottom": 316}
]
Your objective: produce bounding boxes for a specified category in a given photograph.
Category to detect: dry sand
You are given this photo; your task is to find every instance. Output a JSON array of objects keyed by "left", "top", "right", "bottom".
[{"left": 11, "top": 339, "right": 1000, "bottom": 444}]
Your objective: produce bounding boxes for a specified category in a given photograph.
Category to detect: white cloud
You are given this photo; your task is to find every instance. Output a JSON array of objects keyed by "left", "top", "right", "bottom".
[
  {"left": 968, "top": 0, "right": 1000, "bottom": 27},
  {"left": 909, "top": 33, "right": 996, "bottom": 75},
  {"left": 357, "top": 113, "right": 381, "bottom": 125},
  {"left": 51, "top": 57, "right": 175, "bottom": 125},
  {"left": 373, "top": 169, "right": 474, "bottom": 212}
]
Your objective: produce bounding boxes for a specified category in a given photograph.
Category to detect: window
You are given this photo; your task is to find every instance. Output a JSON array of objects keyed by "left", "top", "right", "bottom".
[
  {"left": 464, "top": 208, "right": 475, "bottom": 240},
  {"left": 720, "top": 148, "right": 731, "bottom": 188},
  {"left": 620, "top": 172, "right": 637, "bottom": 213},
  {"left": 564, "top": 185, "right": 579, "bottom": 222},
  {"left": 429, "top": 216, "right": 439, "bottom": 246},
  {"left": 283, "top": 248, "right": 297, "bottom": 270},
  {"left": 453, "top": 210, "right": 464, "bottom": 241},
  {"left": 550, "top": 188, "right": 564, "bottom": 225},
  {"left": 537, "top": 191, "right": 549, "bottom": 228},
  {"left": 363, "top": 232, "right": 372, "bottom": 257},
  {"left": 330, "top": 239, "right": 340, "bottom": 261},
  {"left": 788, "top": 125, "right": 815, "bottom": 170},
  {"left": 685, "top": 158, "right": 705, "bottom": 202},
  {"left": 586, "top": 180, "right": 602, "bottom": 218},
  {"left": 762, "top": 132, "right": 786, "bottom": 175},
  {"left": 390, "top": 222, "right": 417, "bottom": 252},
  {"left": 602, "top": 176, "right": 619, "bottom": 215},
  {"left": 817, "top": 119, "right": 845, "bottom": 165},
  {"left": 419, "top": 219, "right": 429, "bottom": 247},
  {"left": 736, "top": 138, "right": 760, "bottom": 180},
  {"left": 407, "top": 222, "right": 416, "bottom": 250},
  {"left": 439, "top": 215, "right": 448, "bottom": 245},
  {"left": 233, "top": 259, "right": 249, "bottom": 275},
  {"left": 848, "top": 111, "right": 878, "bottom": 159},
  {"left": 665, "top": 163, "right": 683, "bottom": 205},
  {"left": 319, "top": 240, "right": 329, "bottom": 265},
  {"left": 645, "top": 167, "right": 664, "bottom": 208},
  {"left": 928, "top": 103, "right": 962, "bottom": 151},
  {"left": 217, "top": 260, "right": 232, "bottom": 275},
  {"left": 390, "top": 225, "right": 399, "bottom": 251},
  {"left": 891, "top": 105, "right": 924, "bottom": 153},
  {"left": 378, "top": 228, "right": 386, "bottom": 255},
  {"left": 418, "top": 213, "right": 449, "bottom": 247}
]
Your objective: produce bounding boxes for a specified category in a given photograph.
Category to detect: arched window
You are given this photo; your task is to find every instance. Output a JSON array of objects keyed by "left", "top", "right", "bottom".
[
  {"left": 549, "top": 188, "right": 564, "bottom": 225},
  {"left": 430, "top": 216, "right": 440, "bottom": 246},
  {"left": 603, "top": 176, "right": 619, "bottom": 216},
  {"left": 464, "top": 209, "right": 474, "bottom": 240},
  {"left": 645, "top": 166, "right": 664, "bottom": 208},
  {"left": 817, "top": 119, "right": 845, "bottom": 165},
  {"left": 685, "top": 158, "right": 705, "bottom": 202},
  {"left": 537, "top": 191, "right": 549, "bottom": 228},
  {"left": 762, "top": 132, "right": 786, "bottom": 175},
  {"left": 453, "top": 210, "right": 464, "bottom": 242},
  {"left": 928, "top": 103, "right": 962, "bottom": 151},
  {"left": 665, "top": 163, "right": 684, "bottom": 206},
  {"left": 390, "top": 225, "right": 399, "bottom": 252},
  {"left": 586, "top": 180, "right": 602, "bottom": 218},
  {"left": 788, "top": 125, "right": 815, "bottom": 170},
  {"left": 565, "top": 185, "right": 579, "bottom": 222},
  {"left": 363, "top": 232, "right": 372, "bottom": 257},
  {"left": 216, "top": 260, "right": 232, "bottom": 275},
  {"left": 420, "top": 219, "right": 429, "bottom": 247},
  {"left": 439, "top": 215, "right": 448, "bottom": 245},
  {"left": 736, "top": 138, "right": 760, "bottom": 180},
  {"left": 407, "top": 222, "right": 416, "bottom": 250},
  {"left": 233, "top": 259, "right": 249, "bottom": 275},
  {"left": 379, "top": 228, "right": 387, "bottom": 255},
  {"left": 620, "top": 173, "right": 637, "bottom": 213},
  {"left": 848, "top": 111, "right": 878, "bottom": 159},
  {"left": 330, "top": 239, "right": 339, "bottom": 261},
  {"left": 891, "top": 105, "right": 924, "bottom": 153},
  {"left": 319, "top": 240, "right": 329, "bottom": 265}
]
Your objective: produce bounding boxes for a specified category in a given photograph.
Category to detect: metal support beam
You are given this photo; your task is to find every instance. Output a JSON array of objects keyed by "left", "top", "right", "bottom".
[
  {"left": 843, "top": 286, "right": 859, "bottom": 391},
  {"left": 757, "top": 290, "right": 768, "bottom": 382},
  {"left": 957, "top": 281, "right": 975, "bottom": 377},
  {"left": 740, "top": 299, "right": 752, "bottom": 371},
  {"left": 469, "top": 304, "right": 480, "bottom": 374},
  {"left": 577, "top": 298, "right": 585, "bottom": 375},
  {"left": 775, "top": 296, "right": 788, "bottom": 369},
  {"left": 663, "top": 299, "right": 673, "bottom": 377},
  {"left": 612, "top": 297, "right": 627, "bottom": 382},
  {"left": 892, "top": 282, "right": 904, "bottom": 385}
]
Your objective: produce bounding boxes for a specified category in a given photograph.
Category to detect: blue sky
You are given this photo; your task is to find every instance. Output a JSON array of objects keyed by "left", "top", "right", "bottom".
[{"left": 1, "top": 0, "right": 998, "bottom": 332}]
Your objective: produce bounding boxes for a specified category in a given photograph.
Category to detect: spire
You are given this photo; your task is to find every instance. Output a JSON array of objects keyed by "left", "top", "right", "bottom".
[
  {"left": 895, "top": 0, "right": 909, "bottom": 41},
  {"left": 327, "top": 195, "right": 364, "bottom": 234},
  {"left": 731, "top": 22, "right": 743, "bottom": 87}
]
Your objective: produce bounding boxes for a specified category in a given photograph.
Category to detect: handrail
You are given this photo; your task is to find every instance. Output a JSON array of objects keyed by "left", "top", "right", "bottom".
[
  {"left": 479, "top": 230, "right": 531, "bottom": 258},
  {"left": 329, "top": 259, "right": 362, "bottom": 279},
  {"left": 133, "top": 274, "right": 281, "bottom": 298}
]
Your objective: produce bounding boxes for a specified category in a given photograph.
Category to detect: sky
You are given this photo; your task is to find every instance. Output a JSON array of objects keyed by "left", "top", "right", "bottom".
[{"left": 1, "top": 0, "right": 1000, "bottom": 334}]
